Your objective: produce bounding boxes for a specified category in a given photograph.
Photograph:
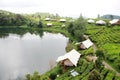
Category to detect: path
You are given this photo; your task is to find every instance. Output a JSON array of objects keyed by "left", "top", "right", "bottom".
[
  {"left": 83, "top": 34, "right": 120, "bottom": 76},
  {"left": 102, "top": 61, "right": 120, "bottom": 76},
  {"left": 92, "top": 44, "right": 97, "bottom": 53}
]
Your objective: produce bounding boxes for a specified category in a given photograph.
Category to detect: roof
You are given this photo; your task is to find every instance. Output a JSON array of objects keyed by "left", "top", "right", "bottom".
[
  {"left": 87, "top": 19, "right": 95, "bottom": 23},
  {"left": 82, "top": 39, "right": 93, "bottom": 49},
  {"left": 47, "top": 23, "right": 52, "bottom": 26},
  {"left": 59, "top": 19, "right": 66, "bottom": 22},
  {"left": 96, "top": 20, "right": 106, "bottom": 24},
  {"left": 56, "top": 49, "right": 81, "bottom": 66},
  {"left": 45, "top": 18, "right": 50, "bottom": 21},
  {"left": 109, "top": 19, "right": 119, "bottom": 24}
]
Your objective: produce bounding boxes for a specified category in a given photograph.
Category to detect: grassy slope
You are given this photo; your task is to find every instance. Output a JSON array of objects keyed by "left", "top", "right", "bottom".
[{"left": 41, "top": 24, "right": 120, "bottom": 80}]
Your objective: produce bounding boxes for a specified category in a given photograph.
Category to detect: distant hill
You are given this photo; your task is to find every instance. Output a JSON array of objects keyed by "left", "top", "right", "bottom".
[{"left": 101, "top": 14, "right": 120, "bottom": 20}]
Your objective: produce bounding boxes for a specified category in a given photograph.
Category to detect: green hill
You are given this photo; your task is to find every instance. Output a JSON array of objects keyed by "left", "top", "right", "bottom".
[{"left": 101, "top": 14, "right": 120, "bottom": 20}]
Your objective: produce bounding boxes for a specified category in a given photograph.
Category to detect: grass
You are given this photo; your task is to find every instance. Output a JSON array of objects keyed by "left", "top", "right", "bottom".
[{"left": 101, "top": 43, "right": 120, "bottom": 55}]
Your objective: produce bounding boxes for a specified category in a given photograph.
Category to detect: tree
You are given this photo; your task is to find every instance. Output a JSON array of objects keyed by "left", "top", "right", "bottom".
[
  {"left": 26, "top": 74, "right": 32, "bottom": 80},
  {"left": 67, "top": 15, "right": 86, "bottom": 41},
  {"left": 38, "top": 21, "right": 43, "bottom": 28},
  {"left": 110, "top": 15, "right": 113, "bottom": 20},
  {"left": 97, "top": 14, "right": 100, "bottom": 19},
  {"left": 96, "top": 49, "right": 105, "bottom": 60},
  {"left": 67, "top": 22, "right": 74, "bottom": 35}
]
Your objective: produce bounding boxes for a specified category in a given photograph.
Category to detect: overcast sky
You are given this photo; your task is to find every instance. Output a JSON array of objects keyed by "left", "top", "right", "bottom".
[{"left": 0, "top": 0, "right": 120, "bottom": 18}]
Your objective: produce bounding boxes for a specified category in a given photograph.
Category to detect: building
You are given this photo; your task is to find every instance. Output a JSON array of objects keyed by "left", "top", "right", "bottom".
[
  {"left": 56, "top": 49, "right": 81, "bottom": 66},
  {"left": 109, "top": 19, "right": 120, "bottom": 25},
  {"left": 47, "top": 23, "right": 52, "bottom": 27},
  {"left": 80, "top": 39, "right": 93, "bottom": 49},
  {"left": 109, "top": 19, "right": 119, "bottom": 24},
  {"left": 87, "top": 19, "right": 95, "bottom": 24},
  {"left": 59, "top": 19, "right": 66, "bottom": 23},
  {"left": 45, "top": 18, "right": 50, "bottom": 21},
  {"left": 96, "top": 20, "right": 106, "bottom": 25}
]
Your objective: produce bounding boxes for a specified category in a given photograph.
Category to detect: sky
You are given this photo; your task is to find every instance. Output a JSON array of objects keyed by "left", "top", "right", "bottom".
[{"left": 0, "top": 0, "right": 120, "bottom": 18}]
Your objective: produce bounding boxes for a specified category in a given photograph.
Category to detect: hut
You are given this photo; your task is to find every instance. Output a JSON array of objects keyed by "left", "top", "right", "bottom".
[
  {"left": 59, "top": 19, "right": 66, "bottom": 23},
  {"left": 109, "top": 19, "right": 119, "bottom": 24},
  {"left": 56, "top": 49, "right": 81, "bottom": 66},
  {"left": 109, "top": 19, "right": 120, "bottom": 25},
  {"left": 87, "top": 19, "right": 95, "bottom": 24},
  {"left": 47, "top": 23, "right": 52, "bottom": 27},
  {"left": 96, "top": 20, "right": 106, "bottom": 25},
  {"left": 115, "top": 20, "right": 120, "bottom": 25},
  {"left": 80, "top": 39, "right": 93, "bottom": 49},
  {"left": 45, "top": 18, "right": 50, "bottom": 21}
]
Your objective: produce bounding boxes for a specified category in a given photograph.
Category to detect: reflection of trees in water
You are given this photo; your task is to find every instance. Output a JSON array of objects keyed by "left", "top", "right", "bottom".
[
  {"left": 0, "top": 28, "right": 44, "bottom": 38},
  {"left": 0, "top": 33, "right": 9, "bottom": 38}
]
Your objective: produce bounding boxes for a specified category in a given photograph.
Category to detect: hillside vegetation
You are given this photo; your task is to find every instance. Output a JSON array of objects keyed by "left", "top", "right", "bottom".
[{"left": 0, "top": 10, "right": 120, "bottom": 80}]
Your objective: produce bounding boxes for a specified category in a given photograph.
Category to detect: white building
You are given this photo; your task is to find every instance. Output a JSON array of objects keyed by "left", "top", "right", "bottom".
[
  {"left": 80, "top": 39, "right": 93, "bottom": 49},
  {"left": 45, "top": 18, "right": 50, "bottom": 21},
  {"left": 56, "top": 49, "right": 81, "bottom": 66},
  {"left": 96, "top": 20, "right": 106, "bottom": 25},
  {"left": 109, "top": 19, "right": 119, "bottom": 25},
  {"left": 59, "top": 19, "right": 66, "bottom": 22},
  {"left": 87, "top": 19, "right": 95, "bottom": 24},
  {"left": 47, "top": 23, "right": 52, "bottom": 27}
]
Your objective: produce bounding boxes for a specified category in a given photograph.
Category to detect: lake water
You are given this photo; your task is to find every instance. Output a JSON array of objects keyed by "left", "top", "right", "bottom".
[{"left": 0, "top": 32, "right": 68, "bottom": 80}]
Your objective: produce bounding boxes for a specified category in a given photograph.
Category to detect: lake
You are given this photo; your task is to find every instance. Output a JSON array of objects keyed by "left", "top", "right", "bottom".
[{"left": 0, "top": 32, "right": 68, "bottom": 80}]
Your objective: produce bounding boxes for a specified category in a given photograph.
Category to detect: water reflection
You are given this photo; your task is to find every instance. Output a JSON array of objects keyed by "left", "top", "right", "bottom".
[
  {"left": 0, "top": 28, "right": 44, "bottom": 38},
  {"left": 0, "top": 32, "right": 68, "bottom": 80}
]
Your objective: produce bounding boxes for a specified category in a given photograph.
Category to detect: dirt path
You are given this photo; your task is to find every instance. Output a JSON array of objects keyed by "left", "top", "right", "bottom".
[
  {"left": 92, "top": 44, "right": 97, "bottom": 53},
  {"left": 102, "top": 61, "right": 120, "bottom": 76},
  {"left": 83, "top": 35, "right": 120, "bottom": 76}
]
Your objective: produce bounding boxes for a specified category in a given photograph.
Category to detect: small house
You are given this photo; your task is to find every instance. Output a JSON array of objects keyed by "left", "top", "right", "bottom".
[
  {"left": 96, "top": 20, "right": 106, "bottom": 25},
  {"left": 87, "top": 19, "right": 95, "bottom": 24},
  {"left": 56, "top": 49, "right": 81, "bottom": 66},
  {"left": 80, "top": 39, "right": 93, "bottom": 49},
  {"left": 109, "top": 19, "right": 120, "bottom": 25},
  {"left": 59, "top": 19, "right": 66, "bottom": 23},
  {"left": 115, "top": 20, "right": 120, "bottom": 25},
  {"left": 109, "top": 19, "right": 119, "bottom": 25},
  {"left": 47, "top": 23, "right": 52, "bottom": 27},
  {"left": 45, "top": 18, "right": 50, "bottom": 21}
]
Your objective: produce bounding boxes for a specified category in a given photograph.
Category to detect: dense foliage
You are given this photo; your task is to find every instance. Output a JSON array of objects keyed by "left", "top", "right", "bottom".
[
  {"left": 0, "top": 10, "right": 27, "bottom": 26},
  {"left": 67, "top": 15, "right": 87, "bottom": 41}
]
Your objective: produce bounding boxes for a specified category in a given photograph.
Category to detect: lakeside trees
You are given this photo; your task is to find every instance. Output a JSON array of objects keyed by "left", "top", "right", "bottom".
[
  {"left": 0, "top": 10, "right": 27, "bottom": 26},
  {"left": 67, "top": 15, "right": 87, "bottom": 41}
]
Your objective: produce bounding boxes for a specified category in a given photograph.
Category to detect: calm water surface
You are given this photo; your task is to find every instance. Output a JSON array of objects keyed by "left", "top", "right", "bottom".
[{"left": 0, "top": 32, "right": 68, "bottom": 80}]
